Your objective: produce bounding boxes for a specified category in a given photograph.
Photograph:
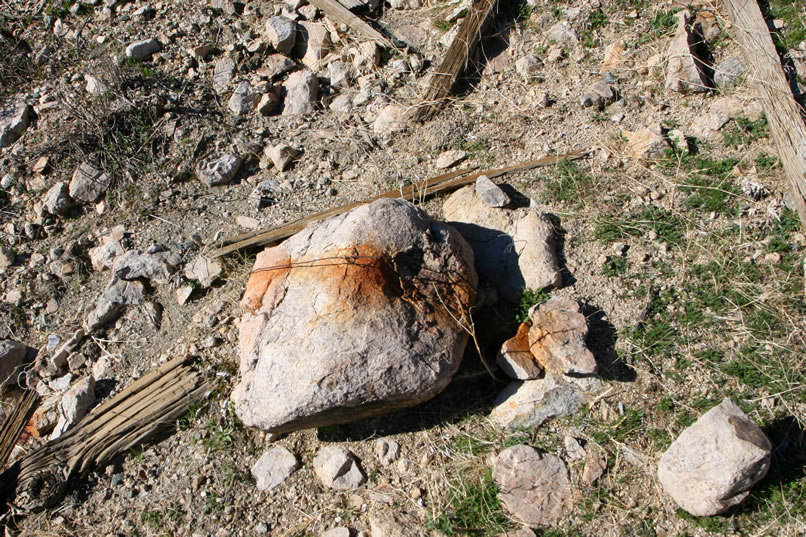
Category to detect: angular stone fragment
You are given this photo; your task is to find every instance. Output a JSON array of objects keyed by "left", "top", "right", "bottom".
[
  {"left": 328, "top": 61, "right": 353, "bottom": 90},
  {"left": 497, "top": 321, "right": 541, "bottom": 380},
  {"left": 528, "top": 297, "right": 596, "bottom": 376},
  {"left": 0, "top": 245, "right": 15, "bottom": 271},
  {"left": 113, "top": 247, "right": 179, "bottom": 284},
  {"left": 265, "top": 143, "right": 299, "bottom": 171},
  {"left": 69, "top": 162, "right": 112, "bottom": 203},
  {"left": 435, "top": 149, "right": 467, "bottom": 169},
  {"left": 665, "top": 11, "right": 709, "bottom": 93},
  {"left": 0, "top": 97, "right": 32, "bottom": 148},
  {"left": 622, "top": 126, "right": 668, "bottom": 160},
  {"left": 125, "top": 38, "right": 162, "bottom": 59},
  {"left": 515, "top": 55, "right": 542, "bottom": 76},
  {"left": 493, "top": 445, "right": 571, "bottom": 527},
  {"left": 258, "top": 55, "right": 296, "bottom": 80},
  {"left": 658, "top": 398, "right": 772, "bottom": 516},
  {"left": 713, "top": 56, "right": 746, "bottom": 88},
  {"left": 228, "top": 81, "right": 258, "bottom": 115},
  {"left": 0, "top": 340, "right": 29, "bottom": 389},
  {"left": 443, "top": 186, "right": 561, "bottom": 303},
  {"left": 375, "top": 438, "right": 401, "bottom": 466},
  {"left": 314, "top": 446, "right": 365, "bottom": 490},
  {"left": 232, "top": 199, "right": 477, "bottom": 433},
  {"left": 185, "top": 255, "right": 222, "bottom": 288},
  {"left": 475, "top": 175, "right": 510, "bottom": 208},
  {"left": 581, "top": 454, "right": 606, "bottom": 486},
  {"left": 251, "top": 446, "right": 299, "bottom": 491},
  {"left": 43, "top": 181, "right": 74, "bottom": 215},
  {"left": 213, "top": 57, "right": 237, "bottom": 94},
  {"left": 196, "top": 154, "right": 242, "bottom": 186},
  {"left": 265, "top": 16, "right": 297, "bottom": 55},
  {"left": 50, "top": 376, "right": 95, "bottom": 440},
  {"left": 295, "top": 21, "right": 331, "bottom": 71},
  {"left": 579, "top": 81, "right": 616, "bottom": 109},
  {"left": 372, "top": 105, "right": 407, "bottom": 136},
  {"left": 85, "top": 278, "right": 145, "bottom": 331},
  {"left": 282, "top": 70, "right": 319, "bottom": 115},
  {"left": 490, "top": 375, "right": 599, "bottom": 429},
  {"left": 547, "top": 21, "right": 578, "bottom": 46}
]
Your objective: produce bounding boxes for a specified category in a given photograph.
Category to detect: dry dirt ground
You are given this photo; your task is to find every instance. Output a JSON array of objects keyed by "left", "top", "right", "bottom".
[{"left": 1, "top": 0, "right": 805, "bottom": 535}]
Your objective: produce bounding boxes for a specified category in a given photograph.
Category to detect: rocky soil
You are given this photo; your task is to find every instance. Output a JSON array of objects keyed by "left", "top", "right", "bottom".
[{"left": 1, "top": 0, "right": 805, "bottom": 535}]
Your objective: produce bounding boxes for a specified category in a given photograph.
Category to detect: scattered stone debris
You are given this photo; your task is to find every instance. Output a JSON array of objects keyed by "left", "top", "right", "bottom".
[
  {"left": 435, "top": 149, "right": 468, "bottom": 169},
  {"left": 85, "top": 278, "right": 145, "bottom": 331},
  {"left": 265, "top": 143, "right": 300, "bottom": 171},
  {"left": 490, "top": 375, "right": 600, "bottom": 429},
  {"left": 282, "top": 70, "right": 319, "bottom": 115},
  {"left": 265, "top": 16, "right": 297, "bottom": 55},
  {"left": 475, "top": 175, "right": 511, "bottom": 208},
  {"left": 497, "top": 321, "right": 542, "bottom": 380},
  {"left": 374, "top": 438, "right": 401, "bottom": 466},
  {"left": 112, "top": 247, "right": 179, "bottom": 284},
  {"left": 622, "top": 126, "right": 668, "bottom": 160},
  {"left": 228, "top": 81, "right": 258, "bottom": 115},
  {"left": 658, "top": 398, "right": 772, "bottom": 516},
  {"left": 43, "top": 182, "right": 74, "bottom": 216}
]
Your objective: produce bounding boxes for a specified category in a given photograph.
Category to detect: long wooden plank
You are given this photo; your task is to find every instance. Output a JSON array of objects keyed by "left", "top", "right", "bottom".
[
  {"left": 308, "top": 0, "right": 392, "bottom": 47},
  {"left": 209, "top": 151, "right": 587, "bottom": 258},
  {"left": 724, "top": 0, "right": 806, "bottom": 230},
  {"left": 410, "top": 0, "right": 498, "bottom": 123}
]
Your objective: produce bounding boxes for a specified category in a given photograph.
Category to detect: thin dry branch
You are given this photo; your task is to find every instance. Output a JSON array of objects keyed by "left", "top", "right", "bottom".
[{"left": 210, "top": 151, "right": 586, "bottom": 258}]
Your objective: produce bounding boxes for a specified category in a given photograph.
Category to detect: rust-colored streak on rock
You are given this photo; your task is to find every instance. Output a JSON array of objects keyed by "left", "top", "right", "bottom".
[{"left": 241, "top": 244, "right": 292, "bottom": 314}]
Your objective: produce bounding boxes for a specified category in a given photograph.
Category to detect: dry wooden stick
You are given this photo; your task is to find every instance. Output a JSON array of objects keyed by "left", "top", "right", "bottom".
[
  {"left": 724, "top": 0, "right": 806, "bottom": 230},
  {"left": 4, "top": 355, "right": 213, "bottom": 512},
  {"left": 0, "top": 390, "right": 40, "bottom": 470},
  {"left": 309, "top": 0, "right": 392, "bottom": 47},
  {"left": 210, "top": 150, "right": 586, "bottom": 258},
  {"left": 410, "top": 0, "right": 498, "bottom": 123}
]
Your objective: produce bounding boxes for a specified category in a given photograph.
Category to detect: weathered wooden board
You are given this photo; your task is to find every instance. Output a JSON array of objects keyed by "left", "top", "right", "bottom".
[
  {"left": 725, "top": 0, "right": 806, "bottom": 230},
  {"left": 2, "top": 355, "right": 213, "bottom": 512},
  {"left": 410, "top": 0, "right": 498, "bottom": 122},
  {"left": 209, "top": 151, "right": 586, "bottom": 258},
  {"left": 0, "top": 390, "right": 40, "bottom": 470},
  {"left": 309, "top": 0, "right": 392, "bottom": 47}
]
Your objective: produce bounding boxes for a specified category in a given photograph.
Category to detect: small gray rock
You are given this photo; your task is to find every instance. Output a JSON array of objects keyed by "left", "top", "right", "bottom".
[
  {"left": 579, "top": 81, "right": 616, "bottom": 109},
  {"left": 43, "top": 181, "right": 73, "bottom": 215},
  {"left": 265, "top": 16, "right": 297, "bottom": 55},
  {"left": 228, "top": 81, "right": 258, "bottom": 115},
  {"left": 69, "top": 162, "right": 112, "bottom": 203},
  {"left": 435, "top": 149, "right": 467, "bottom": 169},
  {"left": 50, "top": 376, "right": 95, "bottom": 440},
  {"left": 490, "top": 375, "right": 601, "bottom": 429},
  {"left": 328, "top": 61, "right": 353, "bottom": 90},
  {"left": 113, "top": 248, "right": 179, "bottom": 283},
  {"left": 184, "top": 255, "right": 222, "bottom": 288},
  {"left": 265, "top": 143, "right": 299, "bottom": 171},
  {"left": 493, "top": 445, "right": 571, "bottom": 527},
  {"left": 322, "top": 528, "right": 351, "bottom": 537},
  {"left": 314, "top": 446, "right": 365, "bottom": 490},
  {"left": 282, "top": 70, "right": 319, "bottom": 115},
  {"left": 85, "top": 278, "right": 145, "bottom": 331},
  {"left": 251, "top": 446, "right": 299, "bottom": 491},
  {"left": 0, "top": 97, "right": 32, "bottom": 148},
  {"left": 658, "top": 398, "right": 772, "bottom": 516},
  {"left": 196, "top": 154, "right": 242, "bottom": 186},
  {"left": 714, "top": 56, "right": 746, "bottom": 88},
  {"left": 0, "top": 340, "right": 29, "bottom": 390},
  {"left": 546, "top": 21, "right": 578, "bottom": 46},
  {"left": 213, "top": 57, "right": 237, "bottom": 94},
  {"left": 250, "top": 180, "right": 278, "bottom": 209},
  {"left": 125, "top": 38, "right": 162, "bottom": 59},
  {"left": 515, "top": 56, "right": 541, "bottom": 76},
  {"left": 475, "top": 175, "right": 510, "bottom": 208},
  {"left": 0, "top": 245, "right": 15, "bottom": 270},
  {"left": 374, "top": 438, "right": 400, "bottom": 466}
]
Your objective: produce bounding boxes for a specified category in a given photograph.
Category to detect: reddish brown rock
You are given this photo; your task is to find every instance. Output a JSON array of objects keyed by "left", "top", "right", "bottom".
[
  {"left": 496, "top": 321, "right": 542, "bottom": 380},
  {"left": 528, "top": 297, "right": 596, "bottom": 376}
]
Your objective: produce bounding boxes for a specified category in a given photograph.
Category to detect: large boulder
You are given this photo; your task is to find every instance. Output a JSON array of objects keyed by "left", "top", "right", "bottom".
[
  {"left": 232, "top": 198, "right": 477, "bottom": 433},
  {"left": 657, "top": 398, "right": 771, "bottom": 516},
  {"left": 442, "top": 185, "right": 561, "bottom": 303}
]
